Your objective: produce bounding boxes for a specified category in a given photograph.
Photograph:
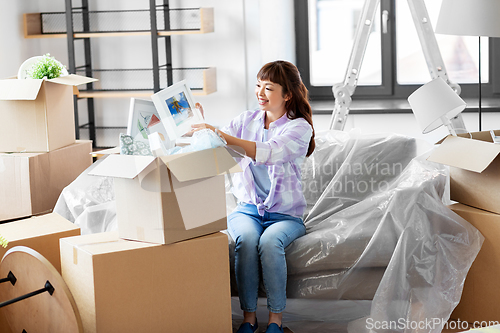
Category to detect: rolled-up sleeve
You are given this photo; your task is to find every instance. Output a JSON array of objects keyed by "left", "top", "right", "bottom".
[
  {"left": 255, "top": 120, "right": 312, "bottom": 166},
  {"left": 221, "top": 112, "right": 245, "bottom": 138},
  {"left": 221, "top": 123, "right": 237, "bottom": 137}
]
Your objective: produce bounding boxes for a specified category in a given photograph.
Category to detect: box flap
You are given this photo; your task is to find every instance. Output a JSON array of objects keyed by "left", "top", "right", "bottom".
[
  {"left": 428, "top": 135, "right": 500, "bottom": 173},
  {"left": 49, "top": 74, "right": 98, "bottom": 86},
  {"left": 0, "top": 213, "right": 79, "bottom": 242},
  {"left": 0, "top": 79, "right": 43, "bottom": 100},
  {"left": 159, "top": 147, "right": 241, "bottom": 182},
  {"left": 93, "top": 146, "right": 120, "bottom": 155},
  {"left": 435, "top": 130, "right": 500, "bottom": 144},
  {"left": 88, "top": 154, "right": 156, "bottom": 179}
]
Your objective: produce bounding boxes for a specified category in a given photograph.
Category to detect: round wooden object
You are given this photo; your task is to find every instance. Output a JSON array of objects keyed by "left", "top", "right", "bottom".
[{"left": 0, "top": 246, "right": 83, "bottom": 333}]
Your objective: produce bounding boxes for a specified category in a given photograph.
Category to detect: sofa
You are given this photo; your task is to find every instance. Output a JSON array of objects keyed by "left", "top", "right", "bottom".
[{"left": 54, "top": 129, "right": 483, "bottom": 333}]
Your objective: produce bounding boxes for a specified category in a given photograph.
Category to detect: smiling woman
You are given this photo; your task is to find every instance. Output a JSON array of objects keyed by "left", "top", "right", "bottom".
[
  {"left": 191, "top": 60, "right": 315, "bottom": 333},
  {"left": 255, "top": 80, "right": 289, "bottom": 118}
]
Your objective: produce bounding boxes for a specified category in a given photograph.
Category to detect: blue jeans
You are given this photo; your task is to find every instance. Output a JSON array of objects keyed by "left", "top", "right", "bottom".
[{"left": 227, "top": 203, "right": 306, "bottom": 313}]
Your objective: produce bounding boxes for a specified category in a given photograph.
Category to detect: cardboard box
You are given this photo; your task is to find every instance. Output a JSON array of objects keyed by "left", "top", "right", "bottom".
[
  {"left": 0, "top": 74, "right": 96, "bottom": 152},
  {"left": 428, "top": 131, "right": 500, "bottom": 215},
  {"left": 449, "top": 203, "right": 500, "bottom": 323},
  {"left": 0, "top": 213, "right": 81, "bottom": 333},
  {"left": 89, "top": 147, "right": 241, "bottom": 244},
  {"left": 0, "top": 140, "right": 93, "bottom": 221},
  {"left": 458, "top": 324, "right": 500, "bottom": 332},
  {"left": 60, "top": 231, "right": 232, "bottom": 333}
]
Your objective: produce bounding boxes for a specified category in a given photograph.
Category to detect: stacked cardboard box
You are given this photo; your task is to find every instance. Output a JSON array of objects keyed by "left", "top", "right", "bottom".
[
  {"left": 57, "top": 146, "right": 242, "bottom": 332},
  {"left": 88, "top": 146, "right": 241, "bottom": 244},
  {"left": 0, "top": 74, "right": 95, "bottom": 221},
  {"left": 60, "top": 231, "right": 232, "bottom": 332},
  {"left": 427, "top": 131, "right": 500, "bottom": 323},
  {"left": 0, "top": 140, "right": 93, "bottom": 221},
  {"left": 448, "top": 204, "right": 500, "bottom": 324},
  {"left": 0, "top": 213, "right": 81, "bottom": 333},
  {"left": 2, "top": 72, "right": 238, "bottom": 331}
]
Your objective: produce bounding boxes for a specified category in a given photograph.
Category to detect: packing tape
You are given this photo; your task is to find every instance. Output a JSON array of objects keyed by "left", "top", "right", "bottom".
[
  {"left": 213, "top": 149, "right": 220, "bottom": 174},
  {"left": 72, "top": 239, "right": 123, "bottom": 265},
  {"left": 73, "top": 246, "right": 78, "bottom": 265},
  {"left": 136, "top": 226, "right": 145, "bottom": 241}
]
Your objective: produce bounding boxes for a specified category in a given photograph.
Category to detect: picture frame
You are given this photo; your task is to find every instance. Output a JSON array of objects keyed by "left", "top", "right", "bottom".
[
  {"left": 151, "top": 80, "right": 203, "bottom": 142},
  {"left": 127, "top": 97, "right": 173, "bottom": 148}
]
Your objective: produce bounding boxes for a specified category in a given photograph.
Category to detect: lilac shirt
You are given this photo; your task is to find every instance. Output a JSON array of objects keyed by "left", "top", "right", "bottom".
[{"left": 222, "top": 109, "right": 313, "bottom": 218}]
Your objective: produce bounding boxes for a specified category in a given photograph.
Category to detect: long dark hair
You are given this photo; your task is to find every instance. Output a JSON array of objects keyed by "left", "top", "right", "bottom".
[{"left": 257, "top": 60, "right": 315, "bottom": 157}]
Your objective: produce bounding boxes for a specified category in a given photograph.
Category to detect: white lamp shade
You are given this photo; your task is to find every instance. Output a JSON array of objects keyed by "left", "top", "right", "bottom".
[
  {"left": 408, "top": 77, "right": 466, "bottom": 134},
  {"left": 436, "top": 0, "right": 500, "bottom": 37}
]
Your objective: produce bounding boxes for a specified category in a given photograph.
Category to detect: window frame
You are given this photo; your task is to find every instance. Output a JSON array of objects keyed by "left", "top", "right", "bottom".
[{"left": 295, "top": 0, "right": 500, "bottom": 103}]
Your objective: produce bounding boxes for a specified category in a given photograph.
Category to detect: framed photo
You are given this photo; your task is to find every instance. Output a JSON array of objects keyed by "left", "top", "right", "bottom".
[
  {"left": 151, "top": 80, "right": 203, "bottom": 141},
  {"left": 127, "top": 97, "right": 173, "bottom": 148}
]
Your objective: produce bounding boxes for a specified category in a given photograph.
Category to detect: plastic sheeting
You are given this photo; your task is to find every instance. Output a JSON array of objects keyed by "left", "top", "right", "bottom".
[
  {"left": 54, "top": 158, "right": 117, "bottom": 234},
  {"left": 227, "top": 130, "right": 483, "bottom": 332},
  {"left": 54, "top": 129, "right": 483, "bottom": 333}
]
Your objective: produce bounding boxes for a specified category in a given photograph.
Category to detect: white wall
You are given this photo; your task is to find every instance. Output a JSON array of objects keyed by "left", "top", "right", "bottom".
[
  {"left": 0, "top": 1, "right": 69, "bottom": 78},
  {"left": 1, "top": 0, "right": 497, "bottom": 148}
]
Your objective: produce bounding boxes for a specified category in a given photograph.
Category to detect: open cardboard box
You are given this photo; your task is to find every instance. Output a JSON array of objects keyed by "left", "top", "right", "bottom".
[
  {"left": 0, "top": 140, "right": 93, "bottom": 222},
  {"left": 89, "top": 146, "right": 242, "bottom": 244},
  {"left": 0, "top": 74, "right": 97, "bottom": 152},
  {"left": 428, "top": 130, "right": 500, "bottom": 215}
]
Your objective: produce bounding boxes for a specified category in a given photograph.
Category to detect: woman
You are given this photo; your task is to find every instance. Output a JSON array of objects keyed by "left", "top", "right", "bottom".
[{"left": 192, "top": 60, "right": 315, "bottom": 333}]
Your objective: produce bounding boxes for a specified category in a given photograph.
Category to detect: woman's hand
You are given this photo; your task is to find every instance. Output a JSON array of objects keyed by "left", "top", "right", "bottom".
[
  {"left": 195, "top": 102, "right": 205, "bottom": 119},
  {"left": 191, "top": 123, "right": 216, "bottom": 133},
  {"left": 183, "top": 103, "right": 208, "bottom": 136},
  {"left": 189, "top": 104, "right": 256, "bottom": 159}
]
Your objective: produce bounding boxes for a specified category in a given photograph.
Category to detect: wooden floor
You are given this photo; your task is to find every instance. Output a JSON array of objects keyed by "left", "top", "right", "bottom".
[
  {"left": 233, "top": 327, "right": 293, "bottom": 333},
  {"left": 233, "top": 321, "right": 477, "bottom": 332}
]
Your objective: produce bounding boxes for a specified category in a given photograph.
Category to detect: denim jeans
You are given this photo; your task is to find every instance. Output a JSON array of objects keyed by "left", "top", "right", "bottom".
[{"left": 227, "top": 203, "right": 306, "bottom": 313}]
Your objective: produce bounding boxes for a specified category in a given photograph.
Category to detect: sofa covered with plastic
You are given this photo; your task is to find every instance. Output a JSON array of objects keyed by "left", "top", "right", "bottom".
[{"left": 54, "top": 130, "right": 483, "bottom": 333}]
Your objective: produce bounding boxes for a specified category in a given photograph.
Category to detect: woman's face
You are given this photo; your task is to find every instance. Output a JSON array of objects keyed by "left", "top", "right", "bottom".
[{"left": 255, "top": 79, "right": 289, "bottom": 114}]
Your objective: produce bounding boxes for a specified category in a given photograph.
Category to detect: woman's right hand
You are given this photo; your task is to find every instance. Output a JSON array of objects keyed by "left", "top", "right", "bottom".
[
  {"left": 195, "top": 102, "right": 205, "bottom": 119},
  {"left": 183, "top": 103, "right": 206, "bottom": 136}
]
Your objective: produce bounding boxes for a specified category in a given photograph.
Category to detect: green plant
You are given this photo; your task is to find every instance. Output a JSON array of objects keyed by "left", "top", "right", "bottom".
[
  {"left": 27, "top": 54, "right": 65, "bottom": 79},
  {"left": 0, "top": 234, "right": 8, "bottom": 248}
]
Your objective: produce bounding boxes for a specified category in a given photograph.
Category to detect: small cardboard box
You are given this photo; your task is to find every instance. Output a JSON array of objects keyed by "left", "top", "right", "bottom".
[
  {"left": 89, "top": 147, "right": 241, "bottom": 244},
  {"left": 0, "top": 213, "right": 81, "bottom": 333},
  {"left": 428, "top": 131, "right": 500, "bottom": 215},
  {"left": 449, "top": 203, "right": 500, "bottom": 323},
  {"left": 0, "top": 74, "right": 96, "bottom": 152},
  {"left": 60, "top": 231, "right": 232, "bottom": 333},
  {"left": 0, "top": 140, "right": 93, "bottom": 222}
]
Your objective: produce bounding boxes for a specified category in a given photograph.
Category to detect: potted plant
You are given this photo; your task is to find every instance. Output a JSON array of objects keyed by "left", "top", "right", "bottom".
[{"left": 17, "top": 54, "right": 68, "bottom": 79}]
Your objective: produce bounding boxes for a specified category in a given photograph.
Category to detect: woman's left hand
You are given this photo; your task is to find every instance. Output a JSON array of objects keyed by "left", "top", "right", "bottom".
[
  {"left": 185, "top": 123, "right": 216, "bottom": 136},
  {"left": 191, "top": 123, "right": 216, "bottom": 133}
]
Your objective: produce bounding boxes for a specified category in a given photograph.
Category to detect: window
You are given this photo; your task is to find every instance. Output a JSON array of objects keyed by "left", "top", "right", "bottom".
[{"left": 295, "top": 0, "right": 500, "bottom": 102}]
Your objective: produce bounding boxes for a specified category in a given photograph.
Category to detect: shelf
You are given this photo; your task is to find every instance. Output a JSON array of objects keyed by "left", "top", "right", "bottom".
[
  {"left": 79, "top": 126, "right": 126, "bottom": 150},
  {"left": 24, "top": 7, "right": 213, "bottom": 39},
  {"left": 28, "top": 3, "right": 217, "bottom": 148},
  {"left": 75, "top": 67, "right": 216, "bottom": 97}
]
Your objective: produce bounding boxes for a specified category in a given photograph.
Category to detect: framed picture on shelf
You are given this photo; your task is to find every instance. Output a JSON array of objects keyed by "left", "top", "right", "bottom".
[
  {"left": 151, "top": 80, "right": 203, "bottom": 142},
  {"left": 127, "top": 97, "right": 172, "bottom": 148}
]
